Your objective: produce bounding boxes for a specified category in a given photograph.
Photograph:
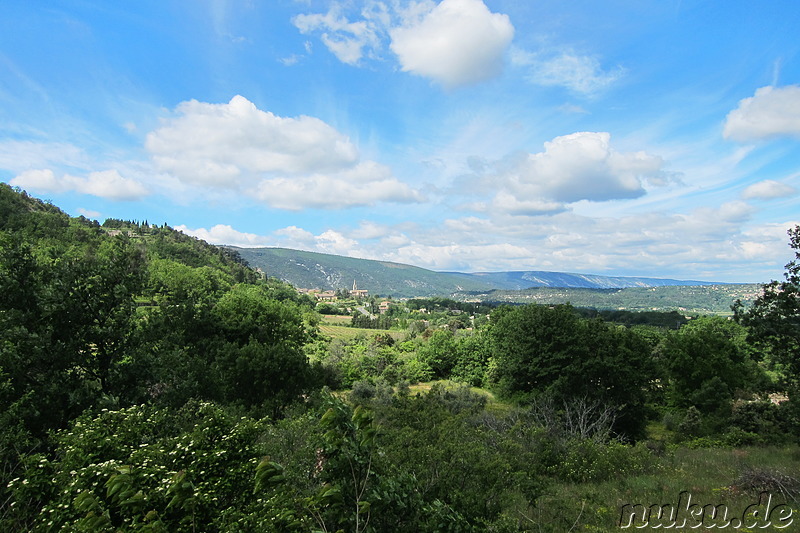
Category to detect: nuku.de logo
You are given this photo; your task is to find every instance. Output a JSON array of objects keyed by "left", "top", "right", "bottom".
[{"left": 618, "top": 490, "right": 794, "bottom": 529}]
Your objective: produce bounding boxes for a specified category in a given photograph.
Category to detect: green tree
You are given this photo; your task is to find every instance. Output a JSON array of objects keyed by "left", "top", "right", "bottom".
[
  {"left": 210, "top": 285, "right": 313, "bottom": 414},
  {"left": 735, "top": 225, "right": 800, "bottom": 390},
  {"left": 488, "top": 304, "right": 655, "bottom": 439},
  {"left": 416, "top": 329, "right": 458, "bottom": 379},
  {"left": 660, "top": 316, "right": 763, "bottom": 417},
  {"left": 0, "top": 234, "right": 145, "bottom": 432},
  {"left": 50, "top": 237, "right": 146, "bottom": 394}
]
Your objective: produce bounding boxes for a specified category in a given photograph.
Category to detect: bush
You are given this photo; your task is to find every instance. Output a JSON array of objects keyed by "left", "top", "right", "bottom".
[
  {"left": 731, "top": 401, "right": 789, "bottom": 442},
  {"left": 3, "top": 402, "right": 272, "bottom": 531}
]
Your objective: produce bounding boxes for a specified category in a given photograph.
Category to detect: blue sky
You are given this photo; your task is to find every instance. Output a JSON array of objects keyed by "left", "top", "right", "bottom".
[{"left": 2, "top": 0, "right": 799, "bottom": 282}]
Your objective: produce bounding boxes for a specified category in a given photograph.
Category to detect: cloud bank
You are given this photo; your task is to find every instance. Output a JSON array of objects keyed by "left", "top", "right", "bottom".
[{"left": 11, "top": 168, "right": 149, "bottom": 201}]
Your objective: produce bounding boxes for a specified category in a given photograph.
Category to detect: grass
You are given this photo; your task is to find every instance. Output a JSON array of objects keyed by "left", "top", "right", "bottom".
[
  {"left": 334, "top": 374, "right": 800, "bottom": 530},
  {"left": 517, "top": 445, "right": 800, "bottom": 531},
  {"left": 320, "top": 314, "right": 352, "bottom": 325},
  {"left": 318, "top": 322, "right": 406, "bottom": 341}
]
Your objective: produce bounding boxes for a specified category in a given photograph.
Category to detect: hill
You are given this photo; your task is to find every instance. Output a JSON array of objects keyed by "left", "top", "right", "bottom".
[
  {"left": 228, "top": 246, "right": 497, "bottom": 297},
  {"left": 444, "top": 270, "right": 720, "bottom": 290},
  {"left": 230, "top": 246, "right": 729, "bottom": 298},
  {"left": 0, "top": 183, "right": 280, "bottom": 294},
  {"left": 453, "top": 284, "right": 762, "bottom": 315}
]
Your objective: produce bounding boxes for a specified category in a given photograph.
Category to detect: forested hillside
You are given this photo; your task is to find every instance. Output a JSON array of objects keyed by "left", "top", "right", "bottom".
[
  {"left": 229, "top": 246, "right": 498, "bottom": 296},
  {"left": 2, "top": 184, "right": 799, "bottom": 531},
  {"left": 456, "top": 284, "right": 760, "bottom": 315},
  {"left": 232, "top": 246, "right": 729, "bottom": 298}
]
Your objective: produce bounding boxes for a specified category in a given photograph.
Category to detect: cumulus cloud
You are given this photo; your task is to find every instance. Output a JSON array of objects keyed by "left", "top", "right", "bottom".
[
  {"left": 145, "top": 95, "right": 420, "bottom": 209},
  {"left": 179, "top": 222, "right": 363, "bottom": 258},
  {"left": 274, "top": 225, "right": 316, "bottom": 244},
  {"left": 10, "top": 169, "right": 63, "bottom": 192},
  {"left": 741, "top": 179, "right": 798, "bottom": 200},
  {"left": 475, "top": 132, "right": 672, "bottom": 214},
  {"left": 350, "top": 220, "right": 392, "bottom": 240},
  {"left": 10, "top": 168, "right": 149, "bottom": 201},
  {"left": 75, "top": 170, "right": 150, "bottom": 201},
  {"left": 291, "top": 0, "right": 514, "bottom": 88},
  {"left": 146, "top": 95, "right": 359, "bottom": 187},
  {"left": 512, "top": 48, "right": 625, "bottom": 96},
  {"left": 723, "top": 85, "right": 800, "bottom": 142},
  {"left": 272, "top": 226, "right": 362, "bottom": 256},
  {"left": 315, "top": 229, "right": 359, "bottom": 255},
  {"left": 390, "top": 0, "right": 514, "bottom": 88},
  {"left": 175, "top": 224, "right": 271, "bottom": 247}
]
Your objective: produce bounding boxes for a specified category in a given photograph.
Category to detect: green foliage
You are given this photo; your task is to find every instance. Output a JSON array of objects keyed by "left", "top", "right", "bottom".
[
  {"left": 488, "top": 304, "right": 655, "bottom": 439},
  {"left": 0, "top": 232, "right": 145, "bottom": 436},
  {"left": 350, "top": 312, "right": 396, "bottom": 329},
  {"left": 736, "top": 226, "right": 800, "bottom": 401},
  {"left": 576, "top": 307, "right": 690, "bottom": 328},
  {"left": 3, "top": 185, "right": 799, "bottom": 532},
  {"left": 136, "top": 283, "right": 314, "bottom": 415},
  {"left": 448, "top": 332, "right": 491, "bottom": 386},
  {"left": 416, "top": 329, "right": 458, "bottom": 379},
  {"left": 3, "top": 402, "right": 273, "bottom": 532},
  {"left": 660, "top": 316, "right": 764, "bottom": 419},
  {"left": 469, "top": 284, "right": 758, "bottom": 314}
]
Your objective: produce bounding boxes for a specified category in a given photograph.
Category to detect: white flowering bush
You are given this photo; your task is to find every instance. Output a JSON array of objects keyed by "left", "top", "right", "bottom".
[{"left": 5, "top": 401, "right": 277, "bottom": 531}]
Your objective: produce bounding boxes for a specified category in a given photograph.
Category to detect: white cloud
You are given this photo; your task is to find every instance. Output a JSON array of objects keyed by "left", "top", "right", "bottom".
[
  {"left": 0, "top": 141, "right": 90, "bottom": 173},
  {"left": 175, "top": 224, "right": 271, "bottom": 247},
  {"left": 291, "top": 0, "right": 513, "bottom": 88},
  {"left": 76, "top": 208, "right": 102, "bottom": 219},
  {"left": 315, "top": 229, "right": 359, "bottom": 255},
  {"left": 389, "top": 0, "right": 514, "bottom": 88},
  {"left": 73, "top": 170, "right": 150, "bottom": 201},
  {"left": 350, "top": 220, "right": 391, "bottom": 240},
  {"left": 253, "top": 161, "right": 421, "bottom": 210},
  {"left": 475, "top": 132, "right": 672, "bottom": 213},
  {"left": 741, "top": 179, "right": 798, "bottom": 200},
  {"left": 10, "top": 168, "right": 149, "bottom": 201},
  {"left": 274, "top": 225, "right": 316, "bottom": 244},
  {"left": 274, "top": 226, "right": 362, "bottom": 256},
  {"left": 490, "top": 190, "right": 565, "bottom": 216},
  {"left": 723, "top": 85, "right": 800, "bottom": 142},
  {"left": 145, "top": 95, "right": 420, "bottom": 209},
  {"left": 178, "top": 205, "right": 794, "bottom": 282},
  {"left": 292, "top": 4, "right": 383, "bottom": 65},
  {"left": 10, "top": 169, "right": 64, "bottom": 192},
  {"left": 146, "top": 95, "right": 359, "bottom": 187},
  {"left": 180, "top": 223, "right": 362, "bottom": 259},
  {"left": 374, "top": 207, "right": 786, "bottom": 280},
  {"left": 512, "top": 48, "right": 625, "bottom": 96}
]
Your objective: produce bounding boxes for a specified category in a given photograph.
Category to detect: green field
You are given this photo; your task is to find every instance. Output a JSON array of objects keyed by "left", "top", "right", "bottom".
[{"left": 319, "top": 315, "right": 406, "bottom": 341}]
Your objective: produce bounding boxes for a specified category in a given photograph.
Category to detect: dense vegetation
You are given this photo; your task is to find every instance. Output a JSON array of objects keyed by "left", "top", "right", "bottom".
[{"left": 1, "top": 183, "right": 799, "bottom": 531}]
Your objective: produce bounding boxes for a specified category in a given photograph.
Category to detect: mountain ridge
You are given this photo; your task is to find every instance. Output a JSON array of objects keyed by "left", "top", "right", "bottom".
[{"left": 229, "top": 246, "right": 727, "bottom": 298}]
